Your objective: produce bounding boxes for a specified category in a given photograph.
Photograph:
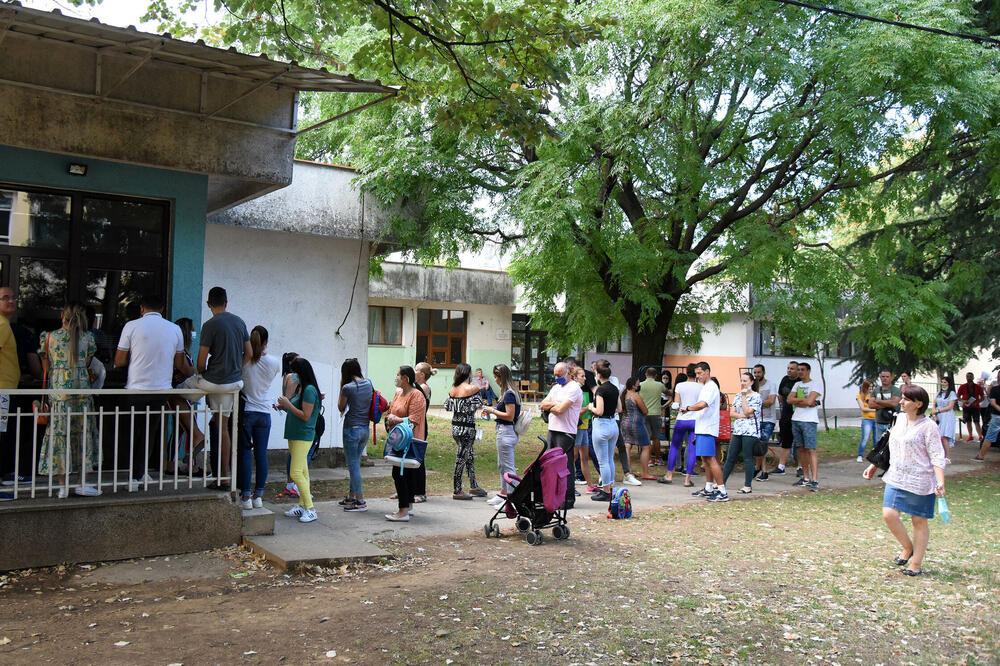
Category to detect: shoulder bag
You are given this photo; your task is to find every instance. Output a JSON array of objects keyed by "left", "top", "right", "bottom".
[
  {"left": 33, "top": 332, "right": 51, "bottom": 426},
  {"left": 866, "top": 414, "right": 894, "bottom": 472}
]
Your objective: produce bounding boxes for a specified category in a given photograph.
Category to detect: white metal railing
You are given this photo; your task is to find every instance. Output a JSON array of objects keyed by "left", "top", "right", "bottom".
[{"left": 0, "top": 387, "right": 240, "bottom": 500}]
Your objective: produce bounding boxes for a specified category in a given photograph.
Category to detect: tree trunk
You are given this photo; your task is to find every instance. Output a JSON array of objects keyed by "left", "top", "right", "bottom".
[
  {"left": 626, "top": 298, "right": 678, "bottom": 380},
  {"left": 816, "top": 348, "right": 829, "bottom": 431}
]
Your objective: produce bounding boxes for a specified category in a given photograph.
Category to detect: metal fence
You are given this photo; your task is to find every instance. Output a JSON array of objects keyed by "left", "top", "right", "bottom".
[{"left": 0, "top": 387, "right": 239, "bottom": 500}]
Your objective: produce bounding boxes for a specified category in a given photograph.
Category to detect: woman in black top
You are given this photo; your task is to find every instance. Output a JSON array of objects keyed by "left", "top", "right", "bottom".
[
  {"left": 444, "top": 363, "right": 486, "bottom": 499},
  {"left": 587, "top": 365, "right": 621, "bottom": 501},
  {"left": 483, "top": 364, "right": 521, "bottom": 505}
]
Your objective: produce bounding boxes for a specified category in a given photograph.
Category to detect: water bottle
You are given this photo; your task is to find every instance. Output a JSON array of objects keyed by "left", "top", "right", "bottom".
[{"left": 937, "top": 497, "right": 950, "bottom": 524}]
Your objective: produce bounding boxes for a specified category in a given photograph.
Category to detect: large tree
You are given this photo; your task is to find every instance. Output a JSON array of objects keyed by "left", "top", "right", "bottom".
[{"left": 125, "top": 0, "right": 998, "bottom": 376}]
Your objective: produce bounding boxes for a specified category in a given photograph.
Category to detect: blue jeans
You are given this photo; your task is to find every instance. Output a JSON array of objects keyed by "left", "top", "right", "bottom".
[
  {"left": 342, "top": 425, "right": 369, "bottom": 496},
  {"left": 874, "top": 421, "right": 891, "bottom": 444},
  {"left": 592, "top": 417, "right": 617, "bottom": 487},
  {"left": 858, "top": 418, "right": 875, "bottom": 457},
  {"left": 238, "top": 410, "right": 271, "bottom": 497}
]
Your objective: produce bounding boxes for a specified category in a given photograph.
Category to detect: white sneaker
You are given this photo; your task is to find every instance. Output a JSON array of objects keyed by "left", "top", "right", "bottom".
[
  {"left": 240, "top": 498, "right": 253, "bottom": 510},
  {"left": 857, "top": 456, "right": 864, "bottom": 463},
  {"left": 74, "top": 485, "right": 101, "bottom": 497},
  {"left": 57, "top": 487, "right": 69, "bottom": 499},
  {"left": 284, "top": 505, "right": 305, "bottom": 518},
  {"left": 487, "top": 495, "right": 506, "bottom": 506},
  {"left": 129, "top": 473, "right": 156, "bottom": 492},
  {"left": 574, "top": 478, "right": 586, "bottom": 485},
  {"left": 623, "top": 473, "right": 642, "bottom": 486},
  {"left": 299, "top": 508, "right": 318, "bottom": 523},
  {"left": 252, "top": 496, "right": 263, "bottom": 509}
]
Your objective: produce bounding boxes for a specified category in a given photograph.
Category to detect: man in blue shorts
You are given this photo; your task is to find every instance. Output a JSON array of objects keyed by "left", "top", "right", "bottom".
[
  {"left": 787, "top": 361, "right": 823, "bottom": 491},
  {"left": 680, "top": 362, "right": 727, "bottom": 502}
]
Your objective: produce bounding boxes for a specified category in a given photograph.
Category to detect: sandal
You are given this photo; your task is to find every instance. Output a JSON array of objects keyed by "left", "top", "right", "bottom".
[
  {"left": 657, "top": 476, "right": 672, "bottom": 484},
  {"left": 737, "top": 487, "right": 752, "bottom": 494},
  {"left": 640, "top": 475, "right": 658, "bottom": 481},
  {"left": 683, "top": 481, "right": 694, "bottom": 488},
  {"left": 902, "top": 568, "right": 923, "bottom": 576},
  {"left": 413, "top": 495, "right": 427, "bottom": 503}
]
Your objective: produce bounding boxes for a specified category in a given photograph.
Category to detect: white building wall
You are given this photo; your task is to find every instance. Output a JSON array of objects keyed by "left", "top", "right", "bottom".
[
  {"left": 202, "top": 224, "right": 369, "bottom": 450},
  {"left": 664, "top": 314, "right": 749, "bottom": 357}
]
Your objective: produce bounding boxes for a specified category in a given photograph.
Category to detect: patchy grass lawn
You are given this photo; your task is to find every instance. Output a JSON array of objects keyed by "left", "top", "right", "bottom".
[
  {"left": 366, "top": 471, "right": 1000, "bottom": 664},
  {"left": 5, "top": 472, "right": 995, "bottom": 664}
]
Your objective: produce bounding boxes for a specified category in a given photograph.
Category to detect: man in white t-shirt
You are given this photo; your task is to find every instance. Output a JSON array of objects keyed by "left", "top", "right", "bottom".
[
  {"left": 753, "top": 364, "right": 778, "bottom": 482},
  {"left": 115, "top": 294, "right": 186, "bottom": 485},
  {"left": 679, "top": 362, "right": 727, "bottom": 501},
  {"left": 786, "top": 361, "right": 823, "bottom": 491},
  {"left": 540, "top": 362, "right": 584, "bottom": 507}
]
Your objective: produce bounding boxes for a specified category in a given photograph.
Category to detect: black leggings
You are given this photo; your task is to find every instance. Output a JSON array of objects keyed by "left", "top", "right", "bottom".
[
  {"left": 453, "top": 434, "right": 478, "bottom": 493},
  {"left": 392, "top": 465, "right": 420, "bottom": 509}
]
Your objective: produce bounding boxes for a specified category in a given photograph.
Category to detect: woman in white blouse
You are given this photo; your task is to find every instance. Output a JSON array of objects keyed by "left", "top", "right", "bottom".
[{"left": 863, "top": 384, "right": 946, "bottom": 577}]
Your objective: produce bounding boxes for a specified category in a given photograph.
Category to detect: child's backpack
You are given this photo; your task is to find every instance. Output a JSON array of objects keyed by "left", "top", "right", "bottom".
[
  {"left": 369, "top": 384, "right": 389, "bottom": 423},
  {"left": 608, "top": 487, "right": 632, "bottom": 519}
]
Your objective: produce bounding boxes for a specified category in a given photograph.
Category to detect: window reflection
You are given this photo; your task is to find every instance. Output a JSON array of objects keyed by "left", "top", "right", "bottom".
[
  {"left": 82, "top": 198, "right": 164, "bottom": 258},
  {"left": 0, "top": 189, "right": 71, "bottom": 250}
]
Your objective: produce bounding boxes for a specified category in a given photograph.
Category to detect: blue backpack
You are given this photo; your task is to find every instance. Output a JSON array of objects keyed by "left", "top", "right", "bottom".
[
  {"left": 383, "top": 418, "right": 427, "bottom": 470},
  {"left": 608, "top": 487, "right": 632, "bottom": 519}
]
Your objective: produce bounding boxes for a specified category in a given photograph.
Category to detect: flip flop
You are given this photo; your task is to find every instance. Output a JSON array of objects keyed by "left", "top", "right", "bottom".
[
  {"left": 640, "top": 475, "right": 658, "bottom": 481},
  {"left": 737, "top": 488, "right": 752, "bottom": 494},
  {"left": 683, "top": 481, "right": 694, "bottom": 487},
  {"left": 657, "top": 476, "right": 672, "bottom": 484}
]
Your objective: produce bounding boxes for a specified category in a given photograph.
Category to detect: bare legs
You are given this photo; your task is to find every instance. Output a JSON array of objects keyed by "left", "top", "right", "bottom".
[{"left": 883, "top": 507, "right": 930, "bottom": 573}]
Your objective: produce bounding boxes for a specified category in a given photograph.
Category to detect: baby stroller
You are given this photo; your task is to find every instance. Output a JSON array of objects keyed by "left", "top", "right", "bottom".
[{"left": 483, "top": 437, "right": 570, "bottom": 545}]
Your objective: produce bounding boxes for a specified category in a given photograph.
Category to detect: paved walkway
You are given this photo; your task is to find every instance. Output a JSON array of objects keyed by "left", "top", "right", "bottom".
[{"left": 245, "top": 448, "right": 985, "bottom": 569}]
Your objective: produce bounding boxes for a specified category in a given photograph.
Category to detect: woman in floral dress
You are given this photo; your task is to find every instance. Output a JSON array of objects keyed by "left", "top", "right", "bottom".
[{"left": 38, "top": 303, "right": 100, "bottom": 489}]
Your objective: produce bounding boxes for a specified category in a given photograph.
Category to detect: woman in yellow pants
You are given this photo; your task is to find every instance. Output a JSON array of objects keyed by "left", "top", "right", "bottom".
[{"left": 276, "top": 357, "right": 322, "bottom": 523}]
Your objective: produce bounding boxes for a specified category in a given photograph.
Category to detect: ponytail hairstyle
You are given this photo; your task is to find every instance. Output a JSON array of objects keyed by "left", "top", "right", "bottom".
[
  {"left": 282, "top": 351, "right": 299, "bottom": 377},
  {"left": 249, "top": 325, "right": 268, "bottom": 364},
  {"left": 62, "top": 302, "right": 88, "bottom": 366},
  {"left": 175, "top": 317, "right": 194, "bottom": 354},
  {"left": 492, "top": 364, "right": 519, "bottom": 404},
  {"left": 414, "top": 361, "right": 436, "bottom": 384}
]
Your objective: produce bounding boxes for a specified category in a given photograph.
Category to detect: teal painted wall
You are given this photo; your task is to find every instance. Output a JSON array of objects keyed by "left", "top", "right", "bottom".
[
  {"left": 367, "top": 345, "right": 510, "bottom": 406},
  {"left": 0, "top": 145, "right": 208, "bottom": 326}
]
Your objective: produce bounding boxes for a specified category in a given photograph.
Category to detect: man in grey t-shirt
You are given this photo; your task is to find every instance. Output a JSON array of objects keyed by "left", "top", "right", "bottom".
[
  {"left": 179, "top": 286, "right": 251, "bottom": 488},
  {"left": 870, "top": 370, "right": 901, "bottom": 443}
]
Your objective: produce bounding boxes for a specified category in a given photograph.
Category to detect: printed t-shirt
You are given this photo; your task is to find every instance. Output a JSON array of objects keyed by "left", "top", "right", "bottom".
[
  {"left": 790, "top": 380, "right": 823, "bottom": 423},
  {"left": 284, "top": 384, "right": 321, "bottom": 441},
  {"left": 199, "top": 311, "right": 249, "bottom": 384},
  {"left": 873, "top": 384, "right": 901, "bottom": 424},
  {"left": 546, "top": 380, "right": 582, "bottom": 435},
  {"left": 693, "top": 380, "right": 721, "bottom": 437},
  {"left": 594, "top": 381, "right": 619, "bottom": 418}
]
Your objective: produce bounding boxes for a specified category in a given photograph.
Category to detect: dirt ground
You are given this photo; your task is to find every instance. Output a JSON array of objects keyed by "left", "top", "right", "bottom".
[{"left": 1, "top": 474, "right": 998, "bottom": 665}]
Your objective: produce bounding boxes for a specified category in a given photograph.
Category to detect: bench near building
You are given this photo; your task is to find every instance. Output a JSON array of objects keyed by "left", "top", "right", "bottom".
[{"left": 0, "top": 2, "right": 393, "bottom": 570}]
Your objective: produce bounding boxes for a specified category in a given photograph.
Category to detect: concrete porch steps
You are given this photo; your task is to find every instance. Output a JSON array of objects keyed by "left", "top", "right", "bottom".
[{"left": 241, "top": 506, "right": 275, "bottom": 536}]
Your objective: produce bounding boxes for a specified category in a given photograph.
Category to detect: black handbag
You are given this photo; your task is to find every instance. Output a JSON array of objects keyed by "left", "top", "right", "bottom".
[{"left": 866, "top": 418, "right": 893, "bottom": 471}]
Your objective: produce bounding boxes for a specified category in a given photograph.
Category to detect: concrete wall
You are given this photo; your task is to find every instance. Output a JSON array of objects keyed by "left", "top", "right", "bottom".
[
  {"left": 0, "top": 23, "right": 299, "bottom": 212},
  {"left": 0, "top": 145, "right": 208, "bottom": 326},
  {"left": 0, "top": 492, "right": 241, "bottom": 572},
  {"left": 210, "top": 161, "right": 392, "bottom": 241},
  {"left": 202, "top": 224, "right": 370, "bottom": 449}
]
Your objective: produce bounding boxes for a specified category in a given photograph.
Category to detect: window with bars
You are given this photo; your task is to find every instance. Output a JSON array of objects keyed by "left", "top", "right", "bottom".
[
  {"left": 416, "top": 309, "right": 466, "bottom": 367},
  {"left": 368, "top": 306, "right": 402, "bottom": 345}
]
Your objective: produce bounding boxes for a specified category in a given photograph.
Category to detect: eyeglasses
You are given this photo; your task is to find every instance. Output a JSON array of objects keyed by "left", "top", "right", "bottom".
[{"left": 0, "top": 296, "right": 14, "bottom": 302}]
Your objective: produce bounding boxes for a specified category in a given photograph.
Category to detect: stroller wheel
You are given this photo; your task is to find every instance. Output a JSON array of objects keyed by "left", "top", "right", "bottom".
[
  {"left": 515, "top": 517, "right": 531, "bottom": 533},
  {"left": 552, "top": 524, "right": 569, "bottom": 540},
  {"left": 526, "top": 530, "right": 543, "bottom": 546},
  {"left": 483, "top": 523, "right": 492, "bottom": 538},
  {"left": 492, "top": 524, "right": 501, "bottom": 538}
]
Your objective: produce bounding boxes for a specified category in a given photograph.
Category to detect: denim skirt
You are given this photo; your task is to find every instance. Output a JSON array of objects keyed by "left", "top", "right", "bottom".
[{"left": 883, "top": 483, "right": 935, "bottom": 519}]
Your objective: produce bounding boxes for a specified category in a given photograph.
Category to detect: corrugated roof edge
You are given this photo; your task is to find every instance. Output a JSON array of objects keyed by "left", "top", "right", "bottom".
[
  {"left": 294, "top": 158, "right": 357, "bottom": 171},
  {"left": 0, "top": 1, "right": 396, "bottom": 94}
]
